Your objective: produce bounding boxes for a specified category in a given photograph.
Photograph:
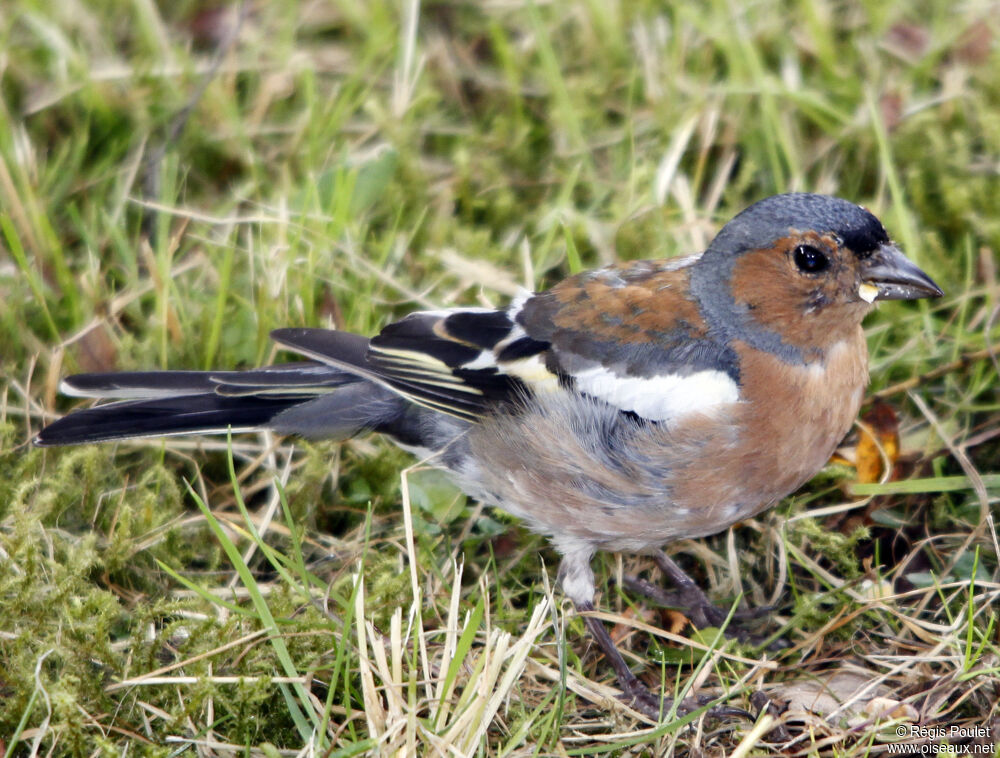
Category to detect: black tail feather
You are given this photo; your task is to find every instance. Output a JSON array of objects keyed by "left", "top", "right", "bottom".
[
  {"left": 62, "top": 362, "right": 351, "bottom": 399},
  {"left": 35, "top": 328, "right": 466, "bottom": 448},
  {"left": 36, "top": 365, "right": 415, "bottom": 447},
  {"left": 34, "top": 393, "right": 303, "bottom": 446}
]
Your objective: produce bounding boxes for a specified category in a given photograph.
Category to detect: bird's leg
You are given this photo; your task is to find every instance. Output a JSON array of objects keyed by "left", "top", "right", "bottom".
[
  {"left": 576, "top": 599, "right": 671, "bottom": 718},
  {"left": 558, "top": 551, "right": 748, "bottom": 721},
  {"left": 575, "top": 600, "right": 748, "bottom": 720}
]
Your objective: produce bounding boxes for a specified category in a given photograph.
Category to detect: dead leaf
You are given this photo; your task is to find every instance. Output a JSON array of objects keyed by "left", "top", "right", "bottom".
[
  {"left": 884, "top": 23, "right": 931, "bottom": 62},
  {"left": 44, "top": 348, "right": 63, "bottom": 409},
  {"left": 865, "top": 696, "right": 919, "bottom": 723},
  {"left": 318, "top": 284, "right": 344, "bottom": 327},
  {"left": 856, "top": 400, "right": 900, "bottom": 485},
  {"left": 953, "top": 22, "right": 994, "bottom": 65},
  {"left": 74, "top": 324, "right": 119, "bottom": 373},
  {"left": 610, "top": 606, "right": 660, "bottom": 644},
  {"left": 775, "top": 670, "right": 889, "bottom": 723},
  {"left": 880, "top": 92, "right": 904, "bottom": 132},
  {"left": 656, "top": 608, "right": 690, "bottom": 636}
]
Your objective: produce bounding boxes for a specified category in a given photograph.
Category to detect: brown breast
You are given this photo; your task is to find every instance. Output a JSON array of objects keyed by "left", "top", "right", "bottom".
[{"left": 666, "top": 327, "right": 869, "bottom": 535}]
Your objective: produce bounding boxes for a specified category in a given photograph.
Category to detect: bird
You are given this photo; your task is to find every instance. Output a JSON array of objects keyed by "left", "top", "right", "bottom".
[{"left": 35, "top": 192, "right": 943, "bottom": 719}]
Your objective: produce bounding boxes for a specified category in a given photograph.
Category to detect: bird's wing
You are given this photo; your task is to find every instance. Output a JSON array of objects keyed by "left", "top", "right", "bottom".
[
  {"left": 273, "top": 307, "right": 547, "bottom": 421},
  {"left": 514, "top": 258, "right": 743, "bottom": 422},
  {"left": 274, "top": 257, "right": 742, "bottom": 424}
]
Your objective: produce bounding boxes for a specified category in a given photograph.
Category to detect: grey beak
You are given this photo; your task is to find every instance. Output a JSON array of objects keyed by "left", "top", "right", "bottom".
[{"left": 862, "top": 243, "right": 943, "bottom": 301}]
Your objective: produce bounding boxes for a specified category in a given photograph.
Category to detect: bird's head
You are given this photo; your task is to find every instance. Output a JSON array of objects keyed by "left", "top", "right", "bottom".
[{"left": 692, "top": 193, "right": 943, "bottom": 357}]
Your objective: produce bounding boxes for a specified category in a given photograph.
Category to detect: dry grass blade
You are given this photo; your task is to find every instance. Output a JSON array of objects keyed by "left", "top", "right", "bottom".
[{"left": 352, "top": 563, "right": 552, "bottom": 756}]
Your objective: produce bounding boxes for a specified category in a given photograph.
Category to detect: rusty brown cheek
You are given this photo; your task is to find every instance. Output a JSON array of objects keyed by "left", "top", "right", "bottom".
[{"left": 728, "top": 235, "right": 867, "bottom": 351}]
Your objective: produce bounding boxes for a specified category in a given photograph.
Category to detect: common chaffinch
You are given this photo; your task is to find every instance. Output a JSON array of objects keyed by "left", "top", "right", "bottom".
[{"left": 36, "top": 193, "right": 942, "bottom": 719}]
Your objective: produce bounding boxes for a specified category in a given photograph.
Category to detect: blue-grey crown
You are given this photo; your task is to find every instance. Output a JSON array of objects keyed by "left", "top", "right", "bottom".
[{"left": 706, "top": 193, "right": 889, "bottom": 259}]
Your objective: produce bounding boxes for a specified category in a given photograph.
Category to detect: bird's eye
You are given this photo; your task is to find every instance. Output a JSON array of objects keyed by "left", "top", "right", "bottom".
[{"left": 793, "top": 245, "right": 830, "bottom": 274}]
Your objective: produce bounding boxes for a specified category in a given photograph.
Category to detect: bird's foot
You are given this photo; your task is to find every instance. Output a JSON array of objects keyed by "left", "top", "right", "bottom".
[
  {"left": 617, "top": 680, "right": 752, "bottom": 722},
  {"left": 618, "top": 552, "right": 789, "bottom": 651},
  {"left": 579, "top": 604, "right": 753, "bottom": 722}
]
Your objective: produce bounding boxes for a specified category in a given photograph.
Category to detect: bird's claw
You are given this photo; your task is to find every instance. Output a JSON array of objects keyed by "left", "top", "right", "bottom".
[
  {"left": 620, "top": 571, "right": 787, "bottom": 651},
  {"left": 616, "top": 683, "right": 752, "bottom": 722}
]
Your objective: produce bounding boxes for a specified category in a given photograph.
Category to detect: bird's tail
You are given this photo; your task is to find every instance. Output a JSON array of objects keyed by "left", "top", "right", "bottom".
[{"left": 34, "top": 359, "right": 408, "bottom": 447}]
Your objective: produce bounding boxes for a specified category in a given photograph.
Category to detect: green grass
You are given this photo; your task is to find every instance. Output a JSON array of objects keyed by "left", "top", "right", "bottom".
[{"left": 2, "top": 1, "right": 999, "bottom": 755}]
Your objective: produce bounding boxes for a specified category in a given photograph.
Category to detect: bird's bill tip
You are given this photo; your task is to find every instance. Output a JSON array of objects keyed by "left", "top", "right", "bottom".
[{"left": 862, "top": 243, "right": 944, "bottom": 301}]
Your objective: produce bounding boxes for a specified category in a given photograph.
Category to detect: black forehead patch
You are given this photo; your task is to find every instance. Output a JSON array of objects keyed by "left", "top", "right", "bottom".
[
  {"left": 708, "top": 193, "right": 889, "bottom": 258},
  {"left": 836, "top": 206, "right": 889, "bottom": 256}
]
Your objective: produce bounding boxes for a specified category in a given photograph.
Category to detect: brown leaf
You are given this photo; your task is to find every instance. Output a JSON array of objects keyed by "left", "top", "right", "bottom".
[
  {"left": 865, "top": 696, "right": 919, "bottom": 723},
  {"left": 885, "top": 23, "right": 930, "bottom": 62},
  {"left": 318, "top": 284, "right": 344, "bottom": 326},
  {"left": 657, "top": 608, "right": 690, "bottom": 636},
  {"left": 44, "top": 348, "right": 64, "bottom": 409},
  {"left": 954, "top": 22, "right": 994, "bottom": 65},
  {"left": 855, "top": 400, "right": 900, "bottom": 485},
  {"left": 74, "top": 324, "right": 119, "bottom": 374},
  {"left": 187, "top": 5, "right": 240, "bottom": 49},
  {"left": 610, "top": 606, "right": 659, "bottom": 644},
  {"left": 489, "top": 532, "right": 518, "bottom": 559},
  {"left": 880, "top": 92, "right": 904, "bottom": 132}
]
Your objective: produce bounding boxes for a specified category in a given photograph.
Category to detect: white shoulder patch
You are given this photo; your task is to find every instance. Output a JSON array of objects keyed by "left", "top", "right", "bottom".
[
  {"left": 506, "top": 288, "right": 534, "bottom": 313},
  {"left": 416, "top": 306, "right": 497, "bottom": 319},
  {"left": 572, "top": 366, "right": 740, "bottom": 422},
  {"left": 661, "top": 252, "right": 703, "bottom": 271}
]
